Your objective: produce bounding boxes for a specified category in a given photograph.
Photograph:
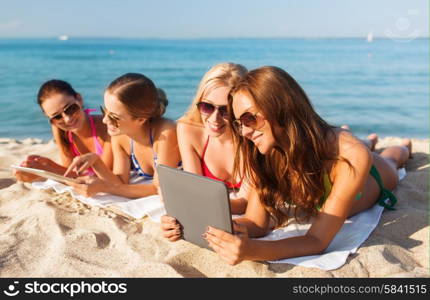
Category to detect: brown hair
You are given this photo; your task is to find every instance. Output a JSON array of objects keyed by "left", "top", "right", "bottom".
[
  {"left": 229, "top": 66, "right": 341, "bottom": 226},
  {"left": 180, "top": 62, "right": 247, "bottom": 125},
  {"left": 106, "top": 73, "right": 168, "bottom": 122},
  {"left": 37, "top": 79, "right": 79, "bottom": 155}
]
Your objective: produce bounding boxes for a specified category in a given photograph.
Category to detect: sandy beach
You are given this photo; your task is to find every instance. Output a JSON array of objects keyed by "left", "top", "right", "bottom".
[{"left": 0, "top": 137, "right": 428, "bottom": 278}]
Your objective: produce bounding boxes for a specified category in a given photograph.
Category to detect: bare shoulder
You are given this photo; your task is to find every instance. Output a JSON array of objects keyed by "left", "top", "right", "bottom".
[
  {"left": 177, "top": 121, "right": 204, "bottom": 137},
  {"left": 176, "top": 121, "right": 205, "bottom": 146},
  {"left": 336, "top": 129, "right": 371, "bottom": 162},
  {"left": 153, "top": 118, "right": 177, "bottom": 138},
  {"left": 112, "top": 134, "right": 129, "bottom": 154}
]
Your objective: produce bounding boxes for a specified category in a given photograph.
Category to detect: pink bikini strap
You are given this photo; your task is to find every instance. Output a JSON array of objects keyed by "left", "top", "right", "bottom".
[
  {"left": 85, "top": 109, "right": 104, "bottom": 156},
  {"left": 67, "top": 131, "right": 81, "bottom": 157},
  {"left": 67, "top": 109, "right": 103, "bottom": 157}
]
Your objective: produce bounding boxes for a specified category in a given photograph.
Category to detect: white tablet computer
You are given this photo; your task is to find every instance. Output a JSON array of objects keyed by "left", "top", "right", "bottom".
[
  {"left": 156, "top": 164, "right": 233, "bottom": 249},
  {"left": 11, "top": 165, "right": 80, "bottom": 184}
]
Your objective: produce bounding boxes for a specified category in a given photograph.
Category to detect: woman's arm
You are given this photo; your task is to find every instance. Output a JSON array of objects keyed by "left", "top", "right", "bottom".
[
  {"left": 73, "top": 135, "right": 156, "bottom": 198},
  {"left": 101, "top": 122, "right": 181, "bottom": 198},
  {"left": 69, "top": 123, "right": 181, "bottom": 199},
  {"left": 176, "top": 122, "right": 204, "bottom": 175},
  {"left": 229, "top": 177, "right": 252, "bottom": 215},
  {"left": 14, "top": 155, "right": 74, "bottom": 182},
  {"left": 152, "top": 121, "right": 182, "bottom": 187},
  {"left": 100, "top": 139, "right": 114, "bottom": 171},
  {"left": 205, "top": 136, "right": 373, "bottom": 264},
  {"left": 15, "top": 126, "right": 76, "bottom": 182},
  {"left": 64, "top": 136, "right": 123, "bottom": 183},
  {"left": 231, "top": 181, "right": 272, "bottom": 237}
]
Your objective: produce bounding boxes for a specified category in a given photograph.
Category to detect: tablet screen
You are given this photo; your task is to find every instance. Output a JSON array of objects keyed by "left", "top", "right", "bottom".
[
  {"left": 157, "top": 164, "right": 233, "bottom": 249},
  {"left": 11, "top": 165, "right": 80, "bottom": 184}
]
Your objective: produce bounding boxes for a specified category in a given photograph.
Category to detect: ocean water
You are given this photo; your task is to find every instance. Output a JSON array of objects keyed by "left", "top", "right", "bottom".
[{"left": 0, "top": 38, "right": 428, "bottom": 140}]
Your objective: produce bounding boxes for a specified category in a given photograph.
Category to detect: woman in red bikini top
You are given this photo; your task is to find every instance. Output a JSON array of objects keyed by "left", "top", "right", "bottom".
[
  {"left": 161, "top": 62, "right": 249, "bottom": 243},
  {"left": 14, "top": 80, "right": 113, "bottom": 182}
]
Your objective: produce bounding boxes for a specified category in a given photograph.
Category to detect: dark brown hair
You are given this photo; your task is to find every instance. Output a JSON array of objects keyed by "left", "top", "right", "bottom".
[
  {"left": 37, "top": 79, "right": 79, "bottom": 155},
  {"left": 106, "top": 73, "right": 168, "bottom": 121},
  {"left": 228, "top": 66, "right": 342, "bottom": 227}
]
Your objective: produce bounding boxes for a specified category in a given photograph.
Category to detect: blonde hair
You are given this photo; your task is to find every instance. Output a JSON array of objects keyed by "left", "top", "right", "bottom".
[{"left": 179, "top": 62, "right": 247, "bottom": 125}]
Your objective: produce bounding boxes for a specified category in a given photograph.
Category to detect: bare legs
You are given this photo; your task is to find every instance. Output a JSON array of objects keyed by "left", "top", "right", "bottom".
[
  {"left": 379, "top": 138, "right": 412, "bottom": 169},
  {"left": 364, "top": 133, "right": 378, "bottom": 152}
]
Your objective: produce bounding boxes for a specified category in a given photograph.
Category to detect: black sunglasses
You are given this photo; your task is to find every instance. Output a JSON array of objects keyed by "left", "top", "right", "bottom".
[
  {"left": 49, "top": 102, "right": 81, "bottom": 123},
  {"left": 232, "top": 111, "right": 266, "bottom": 135},
  {"left": 196, "top": 102, "right": 229, "bottom": 119},
  {"left": 100, "top": 105, "right": 120, "bottom": 128}
]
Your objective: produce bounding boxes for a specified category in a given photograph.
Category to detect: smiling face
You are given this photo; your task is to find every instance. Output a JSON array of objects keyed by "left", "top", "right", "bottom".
[
  {"left": 41, "top": 93, "right": 85, "bottom": 132},
  {"left": 103, "top": 91, "right": 146, "bottom": 136},
  {"left": 232, "top": 90, "right": 276, "bottom": 154},
  {"left": 199, "top": 86, "right": 231, "bottom": 137}
]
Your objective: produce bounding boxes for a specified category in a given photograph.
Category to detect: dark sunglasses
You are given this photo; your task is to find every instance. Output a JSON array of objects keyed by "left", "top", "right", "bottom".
[
  {"left": 232, "top": 112, "right": 266, "bottom": 135},
  {"left": 49, "top": 102, "right": 81, "bottom": 123},
  {"left": 196, "top": 102, "right": 229, "bottom": 119},
  {"left": 100, "top": 105, "right": 120, "bottom": 128}
]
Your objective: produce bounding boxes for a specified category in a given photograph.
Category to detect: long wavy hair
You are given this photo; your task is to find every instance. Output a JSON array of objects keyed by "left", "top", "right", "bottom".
[
  {"left": 180, "top": 62, "right": 247, "bottom": 126},
  {"left": 106, "top": 73, "right": 168, "bottom": 122},
  {"left": 229, "top": 66, "right": 343, "bottom": 226}
]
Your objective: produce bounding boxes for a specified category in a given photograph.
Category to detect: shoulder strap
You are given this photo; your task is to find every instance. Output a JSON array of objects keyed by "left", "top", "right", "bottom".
[
  {"left": 86, "top": 110, "right": 104, "bottom": 155},
  {"left": 201, "top": 136, "right": 210, "bottom": 159}
]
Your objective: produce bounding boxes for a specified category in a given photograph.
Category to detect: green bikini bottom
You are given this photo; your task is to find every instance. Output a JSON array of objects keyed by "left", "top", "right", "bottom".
[
  {"left": 321, "top": 165, "right": 397, "bottom": 210},
  {"left": 368, "top": 165, "right": 397, "bottom": 210}
]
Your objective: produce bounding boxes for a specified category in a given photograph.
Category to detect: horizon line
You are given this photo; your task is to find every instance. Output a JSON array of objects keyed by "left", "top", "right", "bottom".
[{"left": 0, "top": 36, "right": 429, "bottom": 40}]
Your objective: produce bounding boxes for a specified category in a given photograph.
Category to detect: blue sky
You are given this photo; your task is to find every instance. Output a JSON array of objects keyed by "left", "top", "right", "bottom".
[{"left": 0, "top": 0, "right": 428, "bottom": 38}]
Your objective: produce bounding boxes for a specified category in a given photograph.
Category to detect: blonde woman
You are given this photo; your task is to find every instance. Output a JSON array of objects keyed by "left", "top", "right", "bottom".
[{"left": 161, "top": 63, "right": 248, "bottom": 242}]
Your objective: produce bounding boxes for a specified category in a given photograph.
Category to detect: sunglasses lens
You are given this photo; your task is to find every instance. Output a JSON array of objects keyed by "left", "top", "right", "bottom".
[
  {"left": 101, "top": 105, "right": 119, "bottom": 127},
  {"left": 51, "top": 114, "right": 62, "bottom": 121},
  {"left": 218, "top": 106, "right": 228, "bottom": 118},
  {"left": 197, "top": 102, "right": 215, "bottom": 115},
  {"left": 64, "top": 103, "right": 80, "bottom": 116},
  {"left": 49, "top": 103, "right": 79, "bottom": 123},
  {"left": 241, "top": 112, "right": 258, "bottom": 128}
]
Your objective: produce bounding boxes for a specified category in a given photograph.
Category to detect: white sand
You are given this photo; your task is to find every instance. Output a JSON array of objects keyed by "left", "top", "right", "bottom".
[{"left": 0, "top": 137, "right": 428, "bottom": 277}]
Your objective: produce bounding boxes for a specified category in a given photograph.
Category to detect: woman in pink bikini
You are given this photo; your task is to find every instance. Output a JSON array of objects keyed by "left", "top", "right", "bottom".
[
  {"left": 14, "top": 80, "right": 113, "bottom": 182},
  {"left": 161, "top": 62, "right": 248, "bottom": 242}
]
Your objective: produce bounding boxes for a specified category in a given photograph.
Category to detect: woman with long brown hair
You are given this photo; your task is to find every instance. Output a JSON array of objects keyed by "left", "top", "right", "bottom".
[
  {"left": 14, "top": 80, "right": 113, "bottom": 182},
  {"left": 64, "top": 73, "right": 181, "bottom": 198},
  {"left": 204, "top": 66, "right": 412, "bottom": 264}
]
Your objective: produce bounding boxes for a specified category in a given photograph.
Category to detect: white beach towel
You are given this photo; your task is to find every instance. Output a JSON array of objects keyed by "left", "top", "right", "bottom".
[
  {"left": 258, "top": 167, "right": 407, "bottom": 270},
  {"left": 32, "top": 179, "right": 165, "bottom": 221},
  {"left": 32, "top": 168, "right": 406, "bottom": 271}
]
